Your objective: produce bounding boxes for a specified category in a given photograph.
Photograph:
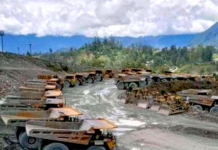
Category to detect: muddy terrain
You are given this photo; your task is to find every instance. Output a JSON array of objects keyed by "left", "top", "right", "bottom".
[{"left": 64, "top": 79, "right": 218, "bottom": 150}]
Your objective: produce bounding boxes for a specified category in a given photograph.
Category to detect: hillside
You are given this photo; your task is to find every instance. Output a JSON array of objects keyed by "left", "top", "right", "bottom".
[
  {"left": 191, "top": 22, "right": 218, "bottom": 47},
  {"left": 0, "top": 52, "right": 83, "bottom": 97}
]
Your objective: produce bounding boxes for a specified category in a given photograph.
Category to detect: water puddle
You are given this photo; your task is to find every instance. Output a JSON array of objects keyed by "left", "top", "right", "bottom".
[
  {"left": 116, "top": 119, "right": 146, "bottom": 127},
  {"left": 83, "top": 90, "right": 90, "bottom": 95}
]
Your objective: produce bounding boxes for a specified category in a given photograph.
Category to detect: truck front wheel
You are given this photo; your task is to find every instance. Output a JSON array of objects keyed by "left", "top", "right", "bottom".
[
  {"left": 64, "top": 81, "right": 71, "bottom": 88},
  {"left": 129, "top": 82, "right": 138, "bottom": 89},
  {"left": 117, "top": 82, "right": 125, "bottom": 90},
  {"left": 210, "top": 106, "right": 218, "bottom": 116},
  {"left": 43, "top": 143, "right": 69, "bottom": 150},
  {"left": 19, "top": 132, "right": 39, "bottom": 150},
  {"left": 87, "top": 146, "right": 106, "bottom": 150},
  {"left": 193, "top": 105, "right": 203, "bottom": 111}
]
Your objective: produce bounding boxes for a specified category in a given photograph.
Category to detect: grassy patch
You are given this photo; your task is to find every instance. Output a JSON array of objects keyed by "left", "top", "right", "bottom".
[
  {"left": 213, "top": 53, "right": 218, "bottom": 59},
  {"left": 177, "top": 64, "right": 216, "bottom": 74}
]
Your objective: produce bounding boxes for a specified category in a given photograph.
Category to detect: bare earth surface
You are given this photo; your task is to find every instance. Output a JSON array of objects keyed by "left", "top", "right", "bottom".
[{"left": 63, "top": 79, "right": 218, "bottom": 150}]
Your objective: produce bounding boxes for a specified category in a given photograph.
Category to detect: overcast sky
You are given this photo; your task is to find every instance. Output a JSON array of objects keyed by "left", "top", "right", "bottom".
[{"left": 1, "top": 0, "right": 218, "bottom": 37}]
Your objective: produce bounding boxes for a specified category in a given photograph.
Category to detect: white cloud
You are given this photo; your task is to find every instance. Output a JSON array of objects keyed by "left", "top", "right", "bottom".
[{"left": 0, "top": 0, "right": 218, "bottom": 37}]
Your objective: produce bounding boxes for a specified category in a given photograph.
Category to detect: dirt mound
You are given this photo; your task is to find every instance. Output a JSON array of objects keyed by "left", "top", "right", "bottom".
[
  {"left": 0, "top": 52, "right": 92, "bottom": 97},
  {"left": 0, "top": 52, "right": 56, "bottom": 97},
  {"left": 0, "top": 69, "right": 51, "bottom": 97}
]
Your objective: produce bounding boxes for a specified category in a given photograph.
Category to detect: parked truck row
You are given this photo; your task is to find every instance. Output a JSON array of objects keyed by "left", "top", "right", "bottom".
[{"left": 0, "top": 74, "right": 117, "bottom": 150}]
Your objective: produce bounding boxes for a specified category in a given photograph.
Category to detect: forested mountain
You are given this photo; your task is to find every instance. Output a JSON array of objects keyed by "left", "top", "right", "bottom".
[{"left": 191, "top": 22, "right": 218, "bottom": 47}]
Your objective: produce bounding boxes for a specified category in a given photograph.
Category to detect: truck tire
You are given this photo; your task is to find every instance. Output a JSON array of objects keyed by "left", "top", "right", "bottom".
[
  {"left": 117, "top": 82, "right": 125, "bottom": 90},
  {"left": 210, "top": 106, "right": 218, "bottom": 116},
  {"left": 96, "top": 75, "right": 103, "bottom": 82},
  {"left": 64, "top": 81, "right": 71, "bottom": 88},
  {"left": 173, "top": 78, "right": 179, "bottom": 81},
  {"left": 193, "top": 105, "right": 203, "bottom": 111},
  {"left": 38, "top": 139, "right": 44, "bottom": 150},
  {"left": 155, "top": 78, "right": 161, "bottom": 82},
  {"left": 146, "top": 78, "right": 152, "bottom": 85},
  {"left": 129, "top": 83, "right": 138, "bottom": 89},
  {"left": 19, "top": 132, "right": 39, "bottom": 150},
  {"left": 75, "top": 81, "right": 81, "bottom": 87},
  {"left": 87, "top": 146, "right": 106, "bottom": 150},
  {"left": 14, "top": 127, "right": 25, "bottom": 141},
  {"left": 87, "top": 78, "right": 94, "bottom": 84},
  {"left": 57, "top": 84, "right": 63, "bottom": 90},
  {"left": 161, "top": 79, "right": 168, "bottom": 82},
  {"left": 139, "top": 81, "right": 147, "bottom": 87},
  {"left": 43, "top": 143, "right": 69, "bottom": 150}
]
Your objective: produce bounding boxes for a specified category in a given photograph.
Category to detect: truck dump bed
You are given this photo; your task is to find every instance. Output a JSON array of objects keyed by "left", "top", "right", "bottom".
[
  {"left": 1, "top": 107, "right": 82, "bottom": 126},
  {"left": 19, "top": 86, "right": 45, "bottom": 92},
  {"left": 75, "top": 73, "right": 89, "bottom": 78},
  {"left": 0, "top": 90, "right": 65, "bottom": 111},
  {"left": 26, "top": 118, "right": 116, "bottom": 132},
  {"left": 0, "top": 100, "right": 44, "bottom": 111},
  {"left": 23, "top": 82, "right": 46, "bottom": 88},
  {"left": 26, "top": 118, "right": 117, "bottom": 145},
  {"left": 27, "top": 79, "right": 47, "bottom": 83},
  {"left": 178, "top": 89, "right": 212, "bottom": 96}
]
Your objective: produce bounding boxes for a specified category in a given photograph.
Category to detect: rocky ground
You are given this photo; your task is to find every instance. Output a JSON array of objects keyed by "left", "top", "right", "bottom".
[
  {"left": 0, "top": 52, "right": 92, "bottom": 98},
  {"left": 0, "top": 52, "right": 69, "bottom": 97}
]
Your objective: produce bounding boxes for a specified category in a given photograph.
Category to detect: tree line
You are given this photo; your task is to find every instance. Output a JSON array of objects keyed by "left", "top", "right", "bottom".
[{"left": 41, "top": 37, "right": 218, "bottom": 73}]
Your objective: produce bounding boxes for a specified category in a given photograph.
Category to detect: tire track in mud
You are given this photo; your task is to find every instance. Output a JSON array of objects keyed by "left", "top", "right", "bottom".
[{"left": 63, "top": 80, "right": 150, "bottom": 136}]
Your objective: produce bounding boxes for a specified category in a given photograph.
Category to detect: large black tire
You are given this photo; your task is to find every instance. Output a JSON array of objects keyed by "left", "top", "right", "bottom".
[
  {"left": 210, "top": 106, "right": 218, "bottom": 116},
  {"left": 87, "top": 146, "right": 106, "bottom": 150},
  {"left": 75, "top": 81, "right": 81, "bottom": 87},
  {"left": 43, "top": 143, "right": 69, "bottom": 150},
  {"left": 87, "top": 78, "right": 94, "bottom": 84},
  {"left": 38, "top": 139, "right": 44, "bottom": 150},
  {"left": 146, "top": 78, "right": 153, "bottom": 85},
  {"left": 173, "top": 78, "right": 179, "bottom": 81},
  {"left": 96, "top": 75, "right": 103, "bottom": 82},
  {"left": 117, "top": 82, "right": 125, "bottom": 90},
  {"left": 129, "top": 82, "right": 138, "bottom": 89},
  {"left": 64, "top": 81, "right": 71, "bottom": 88},
  {"left": 14, "top": 127, "right": 24, "bottom": 141},
  {"left": 19, "top": 132, "right": 40, "bottom": 150},
  {"left": 139, "top": 81, "right": 147, "bottom": 87},
  {"left": 193, "top": 105, "right": 203, "bottom": 111},
  {"left": 161, "top": 79, "right": 168, "bottom": 82}
]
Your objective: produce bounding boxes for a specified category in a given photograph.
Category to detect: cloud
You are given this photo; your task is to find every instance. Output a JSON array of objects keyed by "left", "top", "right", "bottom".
[{"left": 0, "top": 0, "right": 218, "bottom": 37}]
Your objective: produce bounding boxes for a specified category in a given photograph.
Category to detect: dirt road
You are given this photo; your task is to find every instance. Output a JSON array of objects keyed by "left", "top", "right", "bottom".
[{"left": 63, "top": 79, "right": 218, "bottom": 150}]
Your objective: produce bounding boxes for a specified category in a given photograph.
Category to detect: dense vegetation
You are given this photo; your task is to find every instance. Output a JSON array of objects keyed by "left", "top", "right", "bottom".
[{"left": 41, "top": 37, "right": 218, "bottom": 74}]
